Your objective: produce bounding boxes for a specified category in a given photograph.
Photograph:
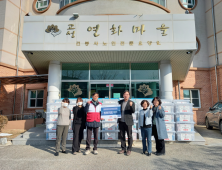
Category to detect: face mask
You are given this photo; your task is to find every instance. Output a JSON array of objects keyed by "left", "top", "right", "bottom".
[
  {"left": 77, "top": 102, "right": 83, "bottom": 106},
  {"left": 63, "top": 103, "right": 68, "bottom": 107}
]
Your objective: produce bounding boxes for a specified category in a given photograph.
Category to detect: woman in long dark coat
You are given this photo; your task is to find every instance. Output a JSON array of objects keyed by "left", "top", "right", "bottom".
[{"left": 72, "top": 97, "right": 86, "bottom": 155}]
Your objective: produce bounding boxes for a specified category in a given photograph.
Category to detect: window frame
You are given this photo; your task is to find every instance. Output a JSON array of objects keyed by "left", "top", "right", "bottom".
[
  {"left": 179, "top": 0, "right": 197, "bottom": 10},
  {"left": 36, "top": 0, "right": 49, "bottom": 10},
  {"left": 28, "top": 89, "right": 44, "bottom": 108},
  {"left": 183, "top": 89, "right": 201, "bottom": 108},
  {"left": 61, "top": 62, "right": 160, "bottom": 99},
  {"left": 150, "top": 0, "right": 167, "bottom": 7}
]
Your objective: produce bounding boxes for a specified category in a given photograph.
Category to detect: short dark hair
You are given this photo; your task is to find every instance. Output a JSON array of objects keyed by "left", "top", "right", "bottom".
[
  {"left": 152, "top": 97, "right": 162, "bottom": 105},
  {"left": 62, "top": 98, "right": 70, "bottom": 104},
  {"left": 76, "top": 97, "right": 83, "bottom": 103},
  {"left": 140, "top": 100, "right": 150, "bottom": 107},
  {"left": 123, "top": 90, "right": 130, "bottom": 95},
  {"left": 92, "top": 92, "right": 99, "bottom": 97}
]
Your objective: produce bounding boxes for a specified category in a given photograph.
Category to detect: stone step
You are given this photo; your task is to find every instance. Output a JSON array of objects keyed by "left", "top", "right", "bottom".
[{"left": 11, "top": 126, "right": 206, "bottom": 146}]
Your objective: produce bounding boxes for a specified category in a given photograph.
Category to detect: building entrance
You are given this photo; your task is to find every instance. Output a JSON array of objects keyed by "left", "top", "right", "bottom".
[{"left": 90, "top": 82, "right": 129, "bottom": 99}]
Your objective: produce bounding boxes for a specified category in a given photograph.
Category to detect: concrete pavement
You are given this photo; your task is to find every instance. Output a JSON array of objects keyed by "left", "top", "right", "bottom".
[
  {"left": 1, "top": 125, "right": 222, "bottom": 170},
  {"left": 195, "top": 125, "right": 222, "bottom": 146},
  {"left": 0, "top": 143, "right": 222, "bottom": 170}
]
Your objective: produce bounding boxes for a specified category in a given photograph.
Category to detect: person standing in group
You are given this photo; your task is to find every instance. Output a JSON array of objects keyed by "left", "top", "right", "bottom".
[
  {"left": 151, "top": 97, "right": 168, "bottom": 156},
  {"left": 138, "top": 100, "right": 153, "bottom": 156},
  {"left": 55, "top": 98, "right": 71, "bottom": 156},
  {"left": 118, "top": 90, "right": 135, "bottom": 156},
  {"left": 84, "top": 92, "right": 102, "bottom": 155},
  {"left": 72, "top": 97, "right": 86, "bottom": 155}
]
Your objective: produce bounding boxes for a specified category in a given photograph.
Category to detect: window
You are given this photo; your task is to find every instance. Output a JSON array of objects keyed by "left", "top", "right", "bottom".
[
  {"left": 180, "top": 0, "right": 195, "bottom": 9},
  {"left": 90, "top": 63, "right": 129, "bottom": 80},
  {"left": 65, "top": 0, "right": 69, "bottom": 5},
  {"left": 62, "top": 63, "right": 89, "bottom": 80},
  {"left": 28, "top": 90, "right": 44, "bottom": 108},
  {"left": 183, "top": 89, "right": 200, "bottom": 108},
  {"left": 131, "top": 63, "right": 159, "bottom": 80},
  {"left": 150, "top": 0, "right": 166, "bottom": 7},
  {"left": 61, "top": 82, "right": 89, "bottom": 98},
  {"left": 36, "top": 0, "right": 48, "bottom": 11},
  {"left": 131, "top": 82, "right": 159, "bottom": 98}
]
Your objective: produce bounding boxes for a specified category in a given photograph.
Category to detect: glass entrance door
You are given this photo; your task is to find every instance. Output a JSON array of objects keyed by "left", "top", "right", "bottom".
[
  {"left": 90, "top": 82, "right": 129, "bottom": 99},
  {"left": 90, "top": 84, "right": 110, "bottom": 98},
  {"left": 111, "top": 83, "right": 129, "bottom": 98}
]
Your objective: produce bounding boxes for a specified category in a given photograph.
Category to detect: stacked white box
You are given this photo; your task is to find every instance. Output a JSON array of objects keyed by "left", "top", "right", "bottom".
[
  {"left": 175, "top": 103, "right": 193, "bottom": 113},
  {"left": 165, "top": 131, "right": 176, "bottom": 141},
  {"left": 176, "top": 122, "right": 195, "bottom": 132},
  {"left": 101, "top": 130, "right": 119, "bottom": 140},
  {"left": 165, "top": 122, "right": 175, "bottom": 131},
  {"left": 46, "top": 122, "right": 73, "bottom": 132},
  {"left": 174, "top": 102, "right": 195, "bottom": 141},
  {"left": 46, "top": 131, "right": 56, "bottom": 140},
  {"left": 176, "top": 131, "right": 195, "bottom": 141},
  {"left": 101, "top": 122, "right": 118, "bottom": 131},
  {"left": 101, "top": 102, "right": 120, "bottom": 140},
  {"left": 175, "top": 112, "right": 194, "bottom": 122},
  {"left": 47, "top": 103, "right": 61, "bottom": 113},
  {"left": 164, "top": 113, "right": 175, "bottom": 122},
  {"left": 162, "top": 103, "right": 174, "bottom": 113}
]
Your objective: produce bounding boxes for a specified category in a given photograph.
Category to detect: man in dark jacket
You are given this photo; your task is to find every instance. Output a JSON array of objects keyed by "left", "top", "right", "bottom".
[{"left": 118, "top": 90, "right": 135, "bottom": 156}]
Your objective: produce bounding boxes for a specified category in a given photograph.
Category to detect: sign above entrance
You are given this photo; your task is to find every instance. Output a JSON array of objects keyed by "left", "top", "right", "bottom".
[
  {"left": 106, "top": 84, "right": 113, "bottom": 87},
  {"left": 22, "top": 14, "right": 196, "bottom": 51}
]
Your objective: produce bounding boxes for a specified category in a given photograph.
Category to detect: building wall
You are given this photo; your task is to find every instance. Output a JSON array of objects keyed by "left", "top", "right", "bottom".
[{"left": 173, "top": 67, "right": 213, "bottom": 125}]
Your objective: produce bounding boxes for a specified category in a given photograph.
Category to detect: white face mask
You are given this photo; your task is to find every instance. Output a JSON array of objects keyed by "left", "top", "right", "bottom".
[
  {"left": 63, "top": 103, "right": 68, "bottom": 107},
  {"left": 77, "top": 102, "right": 83, "bottom": 106}
]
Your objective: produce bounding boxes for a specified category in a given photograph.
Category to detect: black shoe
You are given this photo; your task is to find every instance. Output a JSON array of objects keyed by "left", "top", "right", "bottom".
[
  {"left": 62, "top": 150, "right": 68, "bottom": 154},
  {"left": 156, "top": 153, "right": 165, "bottom": 156},
  {"left": 153, "top": 151, "right": 158, "bottom": 155},
  {"left": 142, "top": 151, "right": 146, "bottom": 154},
  {"left": 54, "top": 152, "right": 59, "bottom": 156},
  {"left": 147, "top": 153, "right": 151, "bottom": 156}
]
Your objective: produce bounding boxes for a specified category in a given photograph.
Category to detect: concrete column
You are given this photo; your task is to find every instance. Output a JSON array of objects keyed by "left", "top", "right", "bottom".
[
  {"left": 47, "top": 61, "right": 61, "bottom": 103},
  {"left": 159, "top": 60, "right": 173, "bottom": 100}
]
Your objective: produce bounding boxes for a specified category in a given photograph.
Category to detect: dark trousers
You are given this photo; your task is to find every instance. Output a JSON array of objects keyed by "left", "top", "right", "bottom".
[
  {"left": 72, "top": 124, "right": 84, "bottom": 153},
  {"left": 119, "top": 121, "right": 133, "bottom": 151},
  {"left": 152, "top": 125, "right": 165, "bottom": 154},
  {"left": 86, "top": 127, "right": 99, "bottom": 151},
  {"left": 55, "top": 125, "right": 69, "bottom": 152}
]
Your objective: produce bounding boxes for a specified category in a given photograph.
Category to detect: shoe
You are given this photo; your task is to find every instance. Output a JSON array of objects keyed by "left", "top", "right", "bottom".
[
  {"left": 62, "top": 150, "right": 68, "bottom": 154},
  {"left": 54, "top": 152, "right": 59, "bottom": 156},
  {"left": 141, "top": 151, "right": 146, "bottom": 154},
  {"left": 118, "top": 150, "right": 126, "bottom": 154},
  {"left": 153, "top": 151, "right": 158, "bottom": 155},
  {"left": 73, "top": 152, "right": 77, "bottom": 155},
  {"left": 147, "top": 153, "right": 151, "bottom": 156},
  {"left": 156, "top": 153, "right": 165, "bottom": 156},
  {"left": 93, "top": 150, "right": 98, "bottom": 155},
  {"left": 77, "top": 150, "right": 81, "bottom": 153},
  {"left": 84, "top": 150, "right": 90, "bottom": 155},
  {"left": 126, "top": 150, "right": 131, "bottom": 156}
]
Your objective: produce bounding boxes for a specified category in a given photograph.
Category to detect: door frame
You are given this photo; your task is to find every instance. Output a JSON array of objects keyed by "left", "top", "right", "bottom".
[{"left": 89, "top": 81, "right": 130, "bottom": 99}]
